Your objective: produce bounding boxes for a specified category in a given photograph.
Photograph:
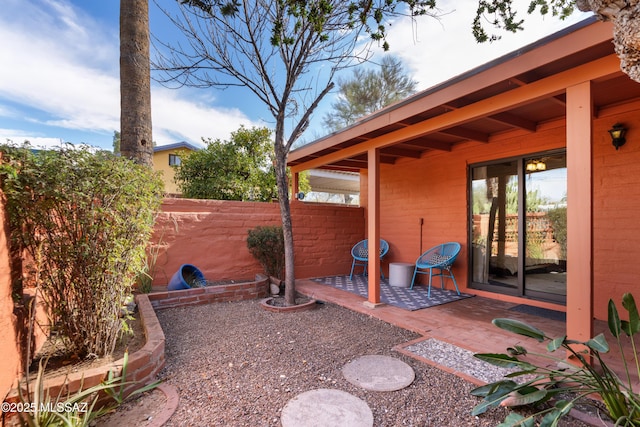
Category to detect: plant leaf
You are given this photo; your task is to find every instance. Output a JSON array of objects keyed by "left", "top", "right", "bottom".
[
  {"left": 547, "top": 336, "right": 566, "bottom": 352},
  {"left": 471, "top": 381, "right": 519, "bottom": 415},
  {"left": 507, "top": 345, "right": 528, "bottom": 356},
  {"left": 622, "top": 293, "right": 640, "bottom": 335},
  {"left": 500, "top": 387, "right": 549, "bottom": 407},
  {"left": 585, "top": 333, "right": 609, "bottom": 353},
  {"left": 474, "top": 353, "right": 534, "bottom": 370},
  {"left": 493, "top": 318, "right": 546, "bottom": 342},
  {"left": 497, "top": 412, "right": 535, "bottom": 427},
  {"left": 540, "top": 410, "right": 562, "bottom": 427},
  {"left": 608, "top": 299, "right": 622, "bottom": 338},
  {"left": 470, "top": 380, "right": 518, "bottom": 397}
]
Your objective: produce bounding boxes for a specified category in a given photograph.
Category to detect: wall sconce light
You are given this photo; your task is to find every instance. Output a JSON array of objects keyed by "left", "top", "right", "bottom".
[{"left": 609, "top": 123, "right": 627, "bottom": 150}]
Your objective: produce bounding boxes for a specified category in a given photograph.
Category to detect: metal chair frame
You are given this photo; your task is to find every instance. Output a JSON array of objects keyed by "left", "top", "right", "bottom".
[
  {"left": 410, "top": 242, "right": 461, "bottom": 297},
  {"left": 349, "top": 239, "right": 389, "bottom": 281}
]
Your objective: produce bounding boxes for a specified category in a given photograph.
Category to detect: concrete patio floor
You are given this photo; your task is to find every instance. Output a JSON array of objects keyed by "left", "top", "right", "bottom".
[{"left": 296, "top": 278, "right": 638, "bottom": 390}]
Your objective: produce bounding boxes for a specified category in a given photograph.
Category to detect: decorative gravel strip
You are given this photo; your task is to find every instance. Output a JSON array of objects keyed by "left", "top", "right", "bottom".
[{"left": 404, "top": 338, "right": 516, "bottom": 384}]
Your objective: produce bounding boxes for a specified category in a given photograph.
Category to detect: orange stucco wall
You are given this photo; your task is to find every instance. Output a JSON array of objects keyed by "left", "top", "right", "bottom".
[
  {"left": 362, "top": 107, "right": 640, "bottom": 321},
  {"left": 151, "top": 198, "right": 365, "bottom": 285},
  {"left": 362, "top": 120, "right": 565, "bottom": 283},
  {"left": 361, "top": 103, "right": 640, "bottom": 319},
  {"left": 0, "top": 194, "right": 20, "bottom": 401},
  {"left": 592, "top": 105, "right": 640, "bottom": 319}
]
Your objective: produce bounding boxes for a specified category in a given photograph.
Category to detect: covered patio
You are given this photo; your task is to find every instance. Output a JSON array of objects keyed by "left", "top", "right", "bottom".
[
  {"left": 295, "top": 278, "right": 637, "bottom": 390},
  {"left": 288, "top": 16, "right": 640, "bottom": 350}
]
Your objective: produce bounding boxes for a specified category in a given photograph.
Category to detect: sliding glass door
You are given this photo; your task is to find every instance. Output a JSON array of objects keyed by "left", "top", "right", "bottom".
[{"left": 470, "top": 151, "right": 567, "bottom": 304}]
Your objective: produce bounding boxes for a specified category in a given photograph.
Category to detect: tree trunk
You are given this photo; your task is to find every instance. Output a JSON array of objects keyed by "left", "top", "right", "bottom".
[
  {"left": 274, "top": 131, "right": 296, "bottom": 306},
  {"left": 576, "top": 0, "right": 640, "bottom": 83},
  {"left": 120, "top": 0, "right": 153, "bottom": 166}
]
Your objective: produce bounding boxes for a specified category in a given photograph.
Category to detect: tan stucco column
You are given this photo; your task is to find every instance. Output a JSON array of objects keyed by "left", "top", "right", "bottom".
[
  {"left": 365, "top": 148, "right": 382, "bottom": 308},
  {"left": 566, "top": 81, "right": 594, "bottom": 342}
]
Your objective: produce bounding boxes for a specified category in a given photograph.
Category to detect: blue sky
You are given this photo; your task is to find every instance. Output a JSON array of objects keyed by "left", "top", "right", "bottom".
[{"left": 0, "top": 0, "right": 592, "bottom": 151}]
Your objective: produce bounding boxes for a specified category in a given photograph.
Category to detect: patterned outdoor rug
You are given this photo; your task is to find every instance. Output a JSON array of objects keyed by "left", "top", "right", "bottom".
[{"left": 312, "top": 275, "right": 474, "bottom": 311}]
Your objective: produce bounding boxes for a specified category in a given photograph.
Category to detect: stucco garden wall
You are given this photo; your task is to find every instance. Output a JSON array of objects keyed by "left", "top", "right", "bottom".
[
  {"left": 152, "top": 199, "right": 365, "bottom": 285},
  {"left": 0, "top": 194, "right": 20, "bottom": 402}
]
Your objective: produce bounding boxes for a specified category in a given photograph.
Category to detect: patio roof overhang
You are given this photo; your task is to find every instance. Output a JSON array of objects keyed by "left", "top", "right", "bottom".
[
  {"left": 288, "top": 18, "right": 640, "bottom": 173},
  {"left": 287, "top": 17, "right": 640, "bottom": 337}
]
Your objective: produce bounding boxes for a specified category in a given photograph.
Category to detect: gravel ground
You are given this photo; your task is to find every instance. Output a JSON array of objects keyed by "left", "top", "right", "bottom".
[{"left": 155, "top": 300, "right": 594, "bottom": 427}]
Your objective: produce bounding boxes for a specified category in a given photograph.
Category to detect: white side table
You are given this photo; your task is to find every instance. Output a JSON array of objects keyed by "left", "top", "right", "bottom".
[{"left": 389, "top": 262, "right": 414, "bottom": 288}]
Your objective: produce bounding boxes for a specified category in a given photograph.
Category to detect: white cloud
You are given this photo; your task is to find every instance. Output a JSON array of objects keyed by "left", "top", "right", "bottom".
[
  {"left": 151, "top": 87, "right": 260, "bottom": 146},
  {"left": 375, "top": 0, "right": 593, "bottom": 90},
  {"left": 0, "top": 128, "right": 66, "bottom": 149},
  {"left": 0, "top": 0, "right": 260, "bottom": 149}
]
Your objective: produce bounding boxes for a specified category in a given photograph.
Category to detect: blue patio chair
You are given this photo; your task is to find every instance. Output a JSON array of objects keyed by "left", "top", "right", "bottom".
[
  {"left": 349, "top": 239, "right": 389, "bottom": 281},
  {"left": 410, "top": 242, "right": 461, "bottom": 297}
]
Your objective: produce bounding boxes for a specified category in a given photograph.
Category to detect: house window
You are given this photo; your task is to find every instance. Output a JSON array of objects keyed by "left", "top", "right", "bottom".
[
  {"left": 469, "top": 150, "right": 567, "bottom": 304},
  {"left": 169, "top": 154, "right": 181, "bottom": 166}
]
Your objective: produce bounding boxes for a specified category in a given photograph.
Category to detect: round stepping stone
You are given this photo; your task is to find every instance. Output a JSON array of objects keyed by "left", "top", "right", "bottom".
[
  {"left": 281, "top": 388, "right": 373, "bottom": 427},
  {"left": 342, "top": 355, "right": 415, "bottom": 391}
]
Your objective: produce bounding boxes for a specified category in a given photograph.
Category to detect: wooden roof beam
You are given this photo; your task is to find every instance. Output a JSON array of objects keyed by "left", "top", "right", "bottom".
[
  {"left": 400, "top": 138, "right": 453, "bottom": 151},
  {"left": 487, "top": 112, "right": 538, "bottom": 131},
  {"left": 290, "top": 54, "right": 620, "bottom": 173},
  {"left": 438, "top": 126, "right": 489, "bottom": 143},
  {"left": 380, "top": 147, "right": 422, "bottom": 158}
]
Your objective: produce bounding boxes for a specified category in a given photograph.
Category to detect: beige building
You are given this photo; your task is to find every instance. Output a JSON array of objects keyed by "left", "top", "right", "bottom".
[{"left": 153, "top": 141, "right": 200, "bottom": 195}]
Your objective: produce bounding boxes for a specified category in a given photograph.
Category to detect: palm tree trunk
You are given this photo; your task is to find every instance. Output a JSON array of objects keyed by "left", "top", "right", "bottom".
[{"left": 120, "top": 0, "right": 153, "bottom": 166}]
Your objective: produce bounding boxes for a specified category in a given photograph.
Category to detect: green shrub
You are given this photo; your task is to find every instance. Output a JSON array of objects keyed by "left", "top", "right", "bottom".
[
  {"left": 0, "top": 144, "right": 164, "bottom": 358},
  {"left": 246, "top": 225, "right": 284, "bottom": 280},
  {"left": 471, "top": 293, "right": 640, "bottom": 426}
]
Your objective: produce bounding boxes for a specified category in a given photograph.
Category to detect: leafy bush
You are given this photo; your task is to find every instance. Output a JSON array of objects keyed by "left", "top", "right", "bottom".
[
  {"left": 175, "top": 126, "right": 278, "bottom": 201},
  {"left": 471, "top": 293, "right": 640, "bottom": 426},
  {"left": 247, "top": 225, "right": 285, "bottom": 280},
  {"left": 0, "top": 144, "right": 164, "bottom": 358}
]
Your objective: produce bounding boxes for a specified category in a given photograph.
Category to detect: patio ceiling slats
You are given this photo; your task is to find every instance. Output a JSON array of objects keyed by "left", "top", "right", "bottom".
[{"left": 289, "top": 48, "right": 625, "bottom": 173}]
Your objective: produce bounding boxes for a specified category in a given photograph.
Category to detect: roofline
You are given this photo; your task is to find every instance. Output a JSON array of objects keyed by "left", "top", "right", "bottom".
[
  {"left": 153, "top": 141, "right": 201, "bottom": 152},
  {"left": 289, "top": 16, "right": 603, "bottom": 163}
]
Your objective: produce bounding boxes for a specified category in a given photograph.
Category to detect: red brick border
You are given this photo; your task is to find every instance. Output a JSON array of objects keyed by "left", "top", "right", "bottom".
[
  {"left": 4, "top": 278, "right": 267, "bottom": 413},
  {"left": 147, "top": 277, "right": 268, "bottom": 310}
]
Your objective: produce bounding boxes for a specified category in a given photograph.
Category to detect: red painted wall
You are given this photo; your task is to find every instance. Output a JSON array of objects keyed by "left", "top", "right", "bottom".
[{"left": 152, "top": 199, "right": 365, "bottom": 285}]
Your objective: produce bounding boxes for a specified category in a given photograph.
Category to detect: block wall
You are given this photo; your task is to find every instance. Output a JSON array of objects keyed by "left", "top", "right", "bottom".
[
  {"left": 592, "top": 105, "right": 640, "bottom": 320},
  {"left": 0, "top": 192, "right": 19, "bottom": 401},
  {"left": 152, "top": 199, "right": 365, "bottom": 285}
]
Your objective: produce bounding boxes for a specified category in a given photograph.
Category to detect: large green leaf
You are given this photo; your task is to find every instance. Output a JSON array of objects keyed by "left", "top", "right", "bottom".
[
  {"left": 622, "top": 293, "right": 640, "bottom": 335},
  {"left": 474, "top": 353, "right": 534, "bottom": 370},
  {"left": 585, "top": 333, "right": 609, "bottom": 353},
  {"left": 497, "top": 412, "right": 535, "bottom": 427},
  {"left": 470, "top": 380, "right": 518, "bottom": 397},
  {"left": 547, "top": 336, "right": 566, "bottom": 352},
  {"left": 609, "top": 299, "right": 622, "bottom": 338},
  {"left": 501, "top": 389, "right": 549, "bottom": 407},
  {"left": 471, "top": 381, "right": 520, "bottom": 415},
  {"left": 493, "top": 318, "right": 546, "bottom": 342}
]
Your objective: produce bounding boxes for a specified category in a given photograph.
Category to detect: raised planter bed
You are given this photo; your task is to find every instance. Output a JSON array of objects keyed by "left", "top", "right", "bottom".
[{"left": 148, "top": 276, "right": 269, "bottom": 310}]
